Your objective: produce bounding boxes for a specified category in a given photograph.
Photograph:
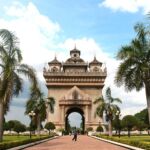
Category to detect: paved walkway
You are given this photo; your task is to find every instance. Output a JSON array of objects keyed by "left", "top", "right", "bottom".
[{"left": 25, "top": 135, "right": 129, "bottom": 150}]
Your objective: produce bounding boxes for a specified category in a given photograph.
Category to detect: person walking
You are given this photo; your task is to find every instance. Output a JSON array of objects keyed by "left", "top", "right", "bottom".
[{"left": 72, "top": 128, "right": 77, "bottom": 141}]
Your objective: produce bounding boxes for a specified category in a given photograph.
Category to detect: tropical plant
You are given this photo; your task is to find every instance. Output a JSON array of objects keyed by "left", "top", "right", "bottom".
[
  {"left": 115, "top": 23, "right": 150, "bottom": 125},
  {"left": 93, "top": 87, "right": 122, "bottom": 136},
  {"left": 45, "top": 122, "right": 55, "bottom": 135},
  {"left": 0, "top": 29, "right": 37, "bottom": 141},
  {"left": 25, "top": 86, "right": 55, "bottom": 136},
  {"left": 122, "top": 115, "right": 138, "bottom": 137}
]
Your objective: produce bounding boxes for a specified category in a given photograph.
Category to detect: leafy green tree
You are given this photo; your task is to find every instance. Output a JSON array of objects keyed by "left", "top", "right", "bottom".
[
  {"left": 96, "top": 126, "right": 103, "bottom": 132},
  {"left": 3, "top": 122, "right": 9, "bottom": 131},
  {"left": 122, "top": 115, "right": 138, "bottom": 137},
  {"left": 136, "top": 120, "right": 146, "bottom": 134},
  {"left": 13, "top": 122, "right": 26, "bottom": 136},
  {"left": 94, "top": 87, "right": 122, "bottom": 136},
  {"left": 66, "top": 119, "right": 71, "bottom": 133},
  {"left": 115, "top": 23, "right": 150, "bottom": 125},
  {"left": 7, "top": 120, "right": 21, "bottom": 133},
  {"left": 45, "top": 122, "right": 55, "bottom": 135},
  {"left": 0, "top": 29, "right": 37, "bottom": 141},
  {"left": 134, "top": 108, "right": 149, "bottom": 125},
  {"left": 112, "top": 116, "right": 122, "bottom": 137},
  {"left": 7, "top": 120, "right": 16, "bottom": 132}
]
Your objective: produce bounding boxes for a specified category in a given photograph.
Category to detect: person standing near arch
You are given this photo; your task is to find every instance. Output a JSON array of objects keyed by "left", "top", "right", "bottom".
[{"left": 72, "top": 127, "right": 78, "bottom": 141}]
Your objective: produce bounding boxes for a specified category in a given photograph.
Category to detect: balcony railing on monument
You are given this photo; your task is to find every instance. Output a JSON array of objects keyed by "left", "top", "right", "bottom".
[
  {"left": 43, "top": 70, "right": 106, "bottom": 77},
  {"left": 59, "top": 99, "right": 92, "bottom": 106}
]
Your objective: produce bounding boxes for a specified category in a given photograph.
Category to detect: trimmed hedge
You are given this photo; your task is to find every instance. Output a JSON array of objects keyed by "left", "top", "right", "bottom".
[
  {"left": 96, "top": 135, "right": 150, "bottom": 150},
  {"left": 0, "top": 135, "right": 54, "bottom": 150}
]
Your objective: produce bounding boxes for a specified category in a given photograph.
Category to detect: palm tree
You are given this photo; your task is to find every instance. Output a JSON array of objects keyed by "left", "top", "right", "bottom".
[
  {"left": 115, "top": 23, "right": 150, "bottom": 125},
  {"left": 25, "top": 86, "right": 55, "bottom": 136},
  {"left": 0, "top": 29, "right": 37, "bottom": 141},
  {"left": 93, "top": 87, "right": 122, "bottom": 136}
]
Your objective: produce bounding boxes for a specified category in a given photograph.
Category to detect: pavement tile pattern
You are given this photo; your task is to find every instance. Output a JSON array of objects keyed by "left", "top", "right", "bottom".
[{"left": 25, "top": 135, "right": 129, "bottom": 150}]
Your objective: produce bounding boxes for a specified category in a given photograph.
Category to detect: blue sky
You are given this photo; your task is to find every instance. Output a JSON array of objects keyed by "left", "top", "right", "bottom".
[{"left": 0, "top": 0, "right": 149, "bottom": 126}]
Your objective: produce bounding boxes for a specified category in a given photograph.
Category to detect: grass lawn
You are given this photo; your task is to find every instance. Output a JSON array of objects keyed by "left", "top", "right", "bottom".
[
  {"left": 2, "top": 135, "right": 42, "bottom": 143},
  {"left": 112, "top": 135, "right": 150, "bottom": 142},
  {"left": 0, "top": 135, "right": 53, "bottom": 149},
  {"left": 96, "top": 135, "right": 150, "bottom": 149}
]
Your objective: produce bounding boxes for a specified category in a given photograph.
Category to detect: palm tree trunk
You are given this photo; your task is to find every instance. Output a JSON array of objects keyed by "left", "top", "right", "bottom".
[
  {"left": 0, "top": 101, "right": 4, "bottom": 142},
  {"left": 145, "top": 83, "right": 150, "bottom": 125},
  {"left": 37, "top": 115, "right": 41, "bottom": 136},
  {"left": 108, "top": 120, "right": 112, "bottom": 136}
]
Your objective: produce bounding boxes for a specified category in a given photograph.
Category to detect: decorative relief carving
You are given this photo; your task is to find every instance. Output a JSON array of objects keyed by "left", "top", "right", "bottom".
[{"left": 45, "top": 77, "right": 105, "bottom": 83}]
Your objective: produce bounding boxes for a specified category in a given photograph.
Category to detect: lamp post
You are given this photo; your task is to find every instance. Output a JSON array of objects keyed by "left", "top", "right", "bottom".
[
  {"left": 116, "top": 110, "right": 121, "bottom": 138},
  {"left": 28, "top": 111, "right": 36, "bottom": 139},
  {"left": 99, "top": 120, "right": 100, "bottom": 127}
]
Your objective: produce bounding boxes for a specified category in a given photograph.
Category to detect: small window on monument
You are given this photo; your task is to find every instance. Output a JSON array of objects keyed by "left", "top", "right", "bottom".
[
  {"left": 72, "top": 90, "right": 78, "bottom": 99},
  {"left": 52, "top": 67, "right": 58, "bottom": 72},
  {"left": 93, "top": 67, "right": 99, "bottom": 72},
  {"left": 74, "top": 54, "right": 77, "bottom": 57}
]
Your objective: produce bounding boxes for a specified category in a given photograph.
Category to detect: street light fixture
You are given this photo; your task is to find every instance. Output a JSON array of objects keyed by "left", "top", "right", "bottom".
[
  {"left": 99, "top": 120, "right": 100, "bottom": 127},
  {"left": 28, "top": 111, "right": 36, "bottom": 138},
  {"left": 115, "top": 110, "right": 121, "bottom": 138}
]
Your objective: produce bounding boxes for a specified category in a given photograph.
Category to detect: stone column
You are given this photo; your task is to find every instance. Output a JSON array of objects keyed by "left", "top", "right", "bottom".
[
  {"left": 85, "top": 105, "right": 89, "bottom": 122},
  {"left": 61, "top": 106, "right": 65, "bottom": 123}
]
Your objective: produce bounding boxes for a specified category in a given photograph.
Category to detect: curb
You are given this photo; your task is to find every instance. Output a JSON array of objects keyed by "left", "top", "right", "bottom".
[
  {"left": 7, "top": 136, "right": 60, "bottom": 150},
  {"left": 90, "top": 136, "right": 144, "bottom": 150}
]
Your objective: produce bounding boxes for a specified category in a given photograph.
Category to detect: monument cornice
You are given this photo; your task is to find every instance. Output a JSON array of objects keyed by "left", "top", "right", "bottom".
[
  {"left": 45, "top": 82, "right": 105, "bottom": 87},
  {"left": 43, "top": 71, "right": 107, "bottom": 77},
  {"left": 59, "top": 99, "right": 92, "bottom": 106}
]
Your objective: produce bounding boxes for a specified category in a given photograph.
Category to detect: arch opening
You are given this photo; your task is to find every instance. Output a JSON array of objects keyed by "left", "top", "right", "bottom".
[{"left": 65, "top": 107, "right": 85, "bottom": 134}]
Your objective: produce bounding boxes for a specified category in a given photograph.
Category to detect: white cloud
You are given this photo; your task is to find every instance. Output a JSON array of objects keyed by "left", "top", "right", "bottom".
[
  {"left": 99, "top": 0, "right": 150, "bottom": 14},
  {"left": 1, "top": 1, "right": 60, "bottom": 66},
  {"left": 2, "top": 1, "right": 147, "bottom": 124}
]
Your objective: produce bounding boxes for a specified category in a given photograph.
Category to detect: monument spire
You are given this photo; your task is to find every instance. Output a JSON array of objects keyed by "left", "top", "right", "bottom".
[{"left": 74, "top": 43, "right": 76, "bottom": 49}]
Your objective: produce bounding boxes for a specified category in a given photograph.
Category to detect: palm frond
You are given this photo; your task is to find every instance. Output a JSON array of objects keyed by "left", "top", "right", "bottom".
[
  {"left": 94, "top": 103, "right": 105, "bottom": 118},
  {"left": 13, "top": 72, "right": 23, "bottom": 96},
  {"left": 105, "top": 87, "right": 112, "bottom": 102},
  {"left": 93, "top": 96, "right": 104, "bottom": 104},
  {"left": 12, "top": 48, "right": 22, "bottom": 63},
  {"left": 113, "top": 98, "right": 122, "bottom": 104},
  {"left": 116, "top": 46, "right": 134, "bottom": 60},
  {"left": 47, "top": 97, "right": 55, "bottom": 113},
  {"left": 134, "top": 23, "right": 147, "bottom": 44},
  {"left": 17, "top": 64, "right": 38, "bottom": 89}
]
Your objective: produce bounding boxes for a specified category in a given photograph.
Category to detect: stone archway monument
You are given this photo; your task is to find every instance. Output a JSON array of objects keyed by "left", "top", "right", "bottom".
[{"left": 43, "top": 47, "right": 107, "bottom": 131}]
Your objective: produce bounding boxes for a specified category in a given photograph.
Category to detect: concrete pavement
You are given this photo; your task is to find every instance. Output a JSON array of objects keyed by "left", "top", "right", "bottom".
[{"left": 25, "top": 135, "right": 129, "bottom": 150}]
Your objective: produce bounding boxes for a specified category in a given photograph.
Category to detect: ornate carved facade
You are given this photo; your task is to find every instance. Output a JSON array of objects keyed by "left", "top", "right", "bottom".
[{"left": 43, "top": 47, "right": 107, "bottom": 131}]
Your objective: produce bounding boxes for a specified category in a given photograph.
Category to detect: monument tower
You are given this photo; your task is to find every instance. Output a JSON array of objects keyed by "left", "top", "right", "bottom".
[{"left": 43, "top": 47, "right": 107, "bottom": 131}]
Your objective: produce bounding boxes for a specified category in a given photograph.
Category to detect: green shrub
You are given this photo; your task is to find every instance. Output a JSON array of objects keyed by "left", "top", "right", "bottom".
[
  {"left": 95, "top": 135, "right": 150, "bottom": 150},
  {"left": 96, "top": 126, "right": 103, "bottom": 132},
  {"left": 86, "top": 127, "right": 93, "bottom": 132}
]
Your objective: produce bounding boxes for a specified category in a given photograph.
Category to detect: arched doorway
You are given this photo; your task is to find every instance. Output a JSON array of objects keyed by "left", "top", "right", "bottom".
[{"left": 65, "top": 107, "right": 85, "bottom": 134}]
